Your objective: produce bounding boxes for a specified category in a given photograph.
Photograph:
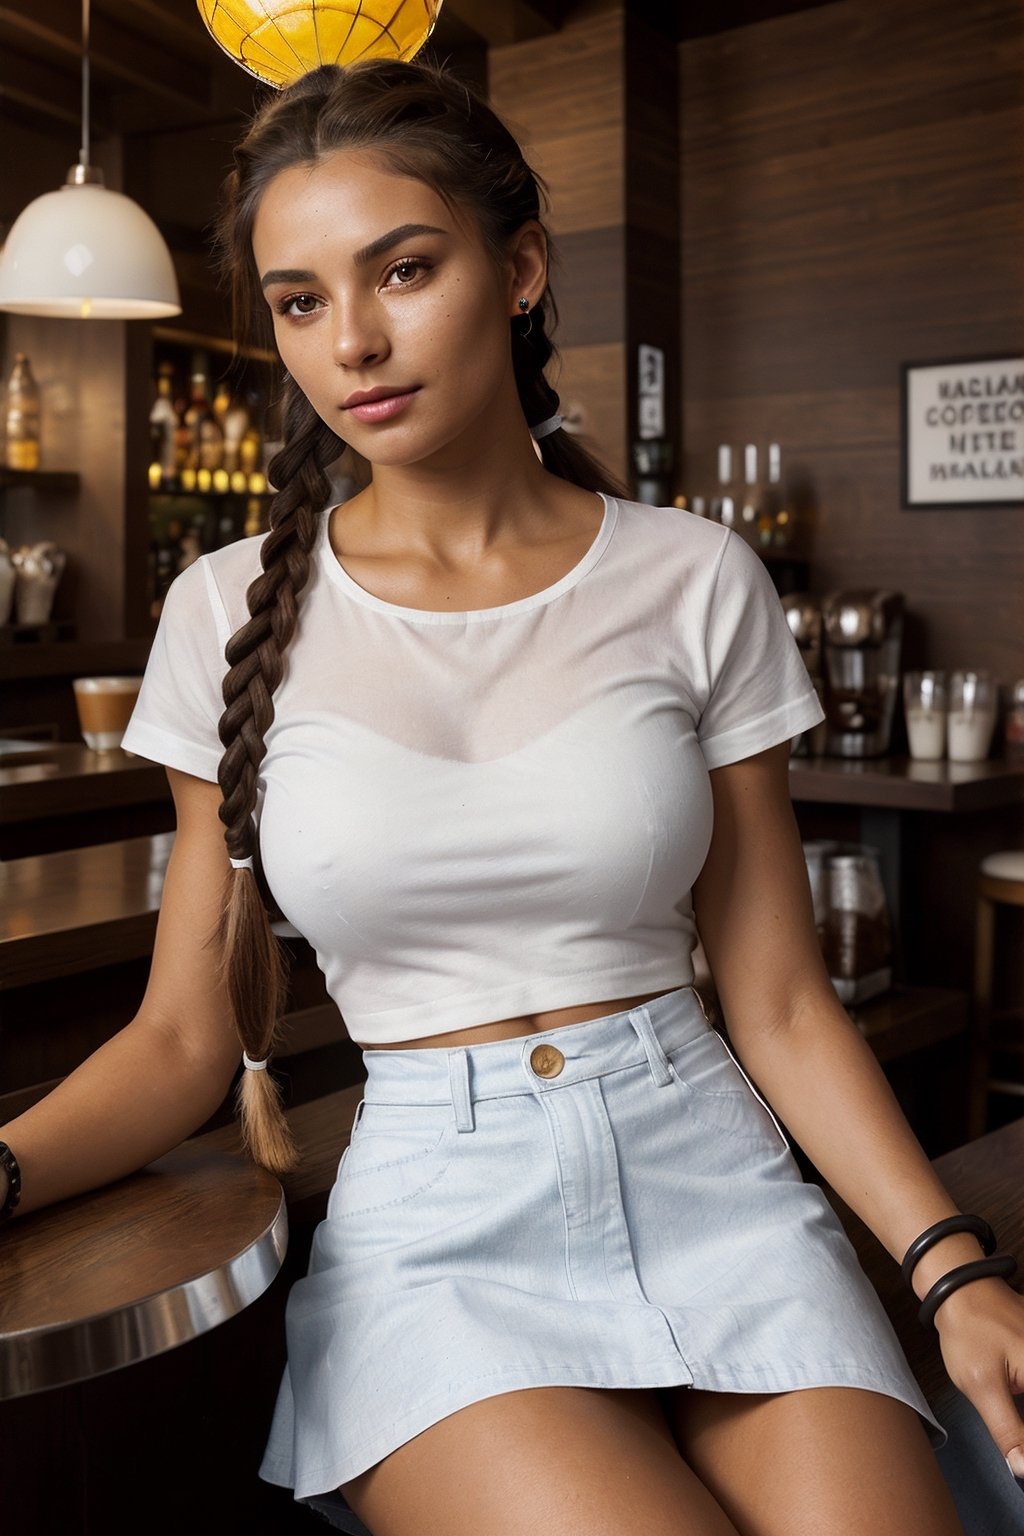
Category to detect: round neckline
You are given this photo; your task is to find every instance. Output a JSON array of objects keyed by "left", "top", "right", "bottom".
[{"left": 317, "top": 491, "right": 617, "bottom": 623}]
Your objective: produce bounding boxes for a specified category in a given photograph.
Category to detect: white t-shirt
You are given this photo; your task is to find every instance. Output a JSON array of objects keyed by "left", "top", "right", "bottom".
[{"left": 122, "top": 493, "right": 824, "bottom": 1043}]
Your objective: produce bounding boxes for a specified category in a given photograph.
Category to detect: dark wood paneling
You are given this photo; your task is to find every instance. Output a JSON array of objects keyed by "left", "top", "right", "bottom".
[
  {"left": 624, "top": 10, "right": 682, "bottom": 485},
  {"left": 548, "top": 227, "right": 625, "bottom": 345},
  {"left": 679, "top": 0, "right": 1024, "bottom": 684}
]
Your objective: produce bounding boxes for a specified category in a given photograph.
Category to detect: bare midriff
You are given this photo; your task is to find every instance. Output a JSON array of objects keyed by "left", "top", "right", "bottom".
[{"left": 355, "top": 990, "right": 674, "bottom": 1052}]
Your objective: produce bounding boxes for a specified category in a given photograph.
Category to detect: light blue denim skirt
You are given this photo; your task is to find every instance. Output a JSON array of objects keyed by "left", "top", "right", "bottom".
[{"left": 259, "top": 984, "right": 943, "bottom": 1524}]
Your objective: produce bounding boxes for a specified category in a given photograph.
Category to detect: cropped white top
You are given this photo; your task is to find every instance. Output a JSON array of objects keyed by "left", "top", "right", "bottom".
[{"left": 122, "top": 494, "right": 824, "bottom": 1043}]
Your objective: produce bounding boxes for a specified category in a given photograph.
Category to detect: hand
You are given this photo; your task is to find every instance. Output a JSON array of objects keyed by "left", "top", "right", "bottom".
[{"left": 934, "top": 1275, "right": 1024, "bottom": 1478}]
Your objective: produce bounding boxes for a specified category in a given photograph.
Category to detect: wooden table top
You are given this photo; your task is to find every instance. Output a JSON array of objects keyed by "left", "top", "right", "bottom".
[
  {"left": 0, "top": 832, "right": 174, "bottom": 988},
  {"left": 0, "top": 741, "right": 169, "bottom": 823},
  {"left": 0, "top": 1141, "right": 286, "bottom": 1399},
  {"left": 830, "top": 1115, "right": 1024, "bottom": 1412},
  {"left": 789, "top": 753, "right": 1024, "bottom": 812}
]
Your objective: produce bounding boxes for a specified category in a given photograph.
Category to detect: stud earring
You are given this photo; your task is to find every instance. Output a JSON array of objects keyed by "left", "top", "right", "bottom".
[
  {"left": 518, "top": 297, "right": 529, "bottom": 311},
  {"left": 515, "top": 297, "right": 533, "bottom": 338}
]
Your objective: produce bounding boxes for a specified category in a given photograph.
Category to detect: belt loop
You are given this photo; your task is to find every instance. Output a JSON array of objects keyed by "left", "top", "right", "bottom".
[
  {"left": 352, "top": 1097, "right": 366, "bottom": 1132},
  {"left": 447, "top": 1049, "right": 475, "bottom": 1132},
  {"left": 628, "top": 1005, "right": 673, "bottom": 1086}
]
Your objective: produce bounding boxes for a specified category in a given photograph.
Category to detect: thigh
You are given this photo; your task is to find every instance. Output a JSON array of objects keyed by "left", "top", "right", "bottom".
[
  {"left": 667, "top": 1385, "right": 964, "bottom": 1536},
  {"left": 340, "top": 1386, "right": 741, "bottom": 1536}
]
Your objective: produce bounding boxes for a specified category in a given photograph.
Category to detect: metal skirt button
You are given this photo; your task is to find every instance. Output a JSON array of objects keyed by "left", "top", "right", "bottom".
[{"left": 530, "top": 1044, "right": 565, "bottom": 1078}]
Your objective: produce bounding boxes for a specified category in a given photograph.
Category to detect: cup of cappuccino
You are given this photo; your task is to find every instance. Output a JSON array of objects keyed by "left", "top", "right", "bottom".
[{"left": 72, "top": 676, "right": 143, "bottom": 751}]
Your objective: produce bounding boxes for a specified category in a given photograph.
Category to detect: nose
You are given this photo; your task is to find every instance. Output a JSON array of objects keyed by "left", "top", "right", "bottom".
[{"left": 331, "top": 299, "right": 388, "bottom": 370}]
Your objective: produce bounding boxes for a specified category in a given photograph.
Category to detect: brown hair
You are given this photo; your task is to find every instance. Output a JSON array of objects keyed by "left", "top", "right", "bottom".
[{"left": 212, "top": 58, "right": 626, "bottom": 1172}]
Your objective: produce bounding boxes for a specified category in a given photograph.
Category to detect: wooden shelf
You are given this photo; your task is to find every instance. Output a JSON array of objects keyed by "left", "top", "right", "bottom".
[
  {"left": 0, "top": 469, "right": 80, "bottom": 493},
  {"left": 846, "top": 984, "right": 968, "bottom": 1065},
  {"left": 789, "top": 753, "right": 1024, "bottom": 812},
  {"left": 151, "top": 324, "right": 277, "bottom": 366},
  {"left": 0, "top": 638, "right": 152, "bottom": 682}
]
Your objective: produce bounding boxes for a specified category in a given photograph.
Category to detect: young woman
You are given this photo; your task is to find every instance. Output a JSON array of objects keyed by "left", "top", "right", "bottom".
[{"left": 2, "top": 59, "right": 1022, "bottom": 1536}]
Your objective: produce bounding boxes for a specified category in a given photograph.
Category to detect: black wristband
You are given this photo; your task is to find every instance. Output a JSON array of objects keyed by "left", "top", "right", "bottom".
[
  {"left": 918, "top": 1253, "right": 1018, "bottom": 1331},
  {"left": 900, "top": 1214, "right": 996, "bottom": 1291},
  {"left": 0, "top": 1142, "right": 22, "bottom": 1224}
]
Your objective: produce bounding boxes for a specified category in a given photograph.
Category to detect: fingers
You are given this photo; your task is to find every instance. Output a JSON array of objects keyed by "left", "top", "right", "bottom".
[{"left": 967, "top": 1376, "right": 1024, "bottom": 1480}]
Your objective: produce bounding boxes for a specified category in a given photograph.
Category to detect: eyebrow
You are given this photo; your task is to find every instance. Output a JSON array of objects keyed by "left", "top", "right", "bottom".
[{"left": 260, "top": 223, "right": 448, "bottom": 290}]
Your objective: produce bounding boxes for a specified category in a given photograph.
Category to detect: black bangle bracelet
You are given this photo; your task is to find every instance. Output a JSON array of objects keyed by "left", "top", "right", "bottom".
[
  {"left": 0, "top": 1141, "right": 22, "bottom": 1224},
  {"left": 918, "top": 1253, "right": 1018, "bottom": 1331},
  {"left": 900, "top": 1213, "right": 996, "bottom": 1291}
]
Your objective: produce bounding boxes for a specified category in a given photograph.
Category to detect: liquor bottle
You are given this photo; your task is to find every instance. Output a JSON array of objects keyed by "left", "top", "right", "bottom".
[
  {"left": 740, "top": 443, "right": 760, "bottom": 542},
  {"left": 150, "top": 514, "right": 185, "bottom": 618},
  {"left": 183, "top": 364, "right": 225, "bottom": 474},
  {"left": 148, "top": 363, "right": 178, "bottom": 485},
  {"left": 767, "top": 442, "right": 795, "bottom": 548},
  {"left": 712, "top": 444, "right": 736, "bottom": 527},
  {"left": 757, "top": 442, "right": 781, "bottom": 547},
  {"left": 239, "top": 420, "right": 263, "bottom": 477},
  {"left": 212, "top": 379, "right": 232, "bottom": 429},
  {"left": 4, "top": 353, "right": 41, "bottom": 471},
  {"left": 221, "top": 391, "right": 250, "bottom": 474}
]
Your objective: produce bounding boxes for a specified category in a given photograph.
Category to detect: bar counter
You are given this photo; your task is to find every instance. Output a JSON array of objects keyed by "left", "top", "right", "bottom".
[
  {"left": 0, "top": 741, "right": 172, "bottom": 858},
  {"left": 789, "top": 753, "right": 1024, "bottom": 812}
]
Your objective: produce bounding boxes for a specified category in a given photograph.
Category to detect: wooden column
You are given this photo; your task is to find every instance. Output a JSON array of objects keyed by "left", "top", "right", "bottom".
[{"left": 490, "top": 1, "right": 681, "bottom": 494}]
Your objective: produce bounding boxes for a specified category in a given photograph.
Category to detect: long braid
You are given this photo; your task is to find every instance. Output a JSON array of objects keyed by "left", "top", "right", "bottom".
[
  {"left": 512, "top": 297, "right": 626, "bottom": 497},
  {"left": 215, "top": 379, "right": 342, "bottom": 1173}
]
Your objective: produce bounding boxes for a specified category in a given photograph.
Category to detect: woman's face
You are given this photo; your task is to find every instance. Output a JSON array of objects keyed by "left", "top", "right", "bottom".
[{"left": 252, "top": 148, "right": 531, "bottom": 467}]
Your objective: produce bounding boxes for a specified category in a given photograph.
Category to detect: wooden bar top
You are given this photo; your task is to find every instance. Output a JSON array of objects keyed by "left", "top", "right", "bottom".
[
  {"left": 0, "top": 1142, "right": 286, "bottom": 1399},
  {"left": 789, "top": 753, "right": 1024, "bottom": 812},
  {"left": 0, "top": 741, "right": 169, "bottom": 824},
  {"left": 0, "top": 832, "right": 174, "bottom": 988}
]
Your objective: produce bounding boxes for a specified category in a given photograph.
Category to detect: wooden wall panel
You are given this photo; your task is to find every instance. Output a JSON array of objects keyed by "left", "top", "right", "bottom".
[
  {"left": 491, "top": 3, "right": 681, "bottom": 488},
  {"left": 679, "top": 0, "right": 1024, "bottom": 685},
  {"left": 553, "top": 341, "right": 628, "bottom": 483},
  {"left": 491, "top": 7, "right": 629, "bottom": 481}
]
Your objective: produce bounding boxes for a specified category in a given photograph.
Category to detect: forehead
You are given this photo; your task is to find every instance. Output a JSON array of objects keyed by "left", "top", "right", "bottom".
[{"left": 252, "top": 147, "right": 460, "bottom": 260}]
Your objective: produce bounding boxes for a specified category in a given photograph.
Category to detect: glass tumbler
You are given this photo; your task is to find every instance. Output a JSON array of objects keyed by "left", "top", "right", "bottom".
[
  {"left": 902, "top": 670, "right": 947, "bottom": 761},
  {"left": 947, "top": 670, "right": 997, "bottom": 763}
]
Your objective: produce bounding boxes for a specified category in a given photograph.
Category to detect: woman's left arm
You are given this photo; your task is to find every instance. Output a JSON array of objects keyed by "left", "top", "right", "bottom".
[{"left": 693, "top": 741, "right": 1024, "bottom": 1475}]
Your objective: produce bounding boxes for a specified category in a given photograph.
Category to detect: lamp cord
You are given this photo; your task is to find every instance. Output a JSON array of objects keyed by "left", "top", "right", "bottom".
[{"left": 80, "top": 0, "right": 90, "bottom": 171}]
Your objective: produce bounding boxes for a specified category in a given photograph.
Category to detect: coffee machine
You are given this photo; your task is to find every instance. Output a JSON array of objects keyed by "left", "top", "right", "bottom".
[
  {"left": 820, "top": 590, "right": 903, "bottom": 757},
  {"left": 781, "top": 593, "right": 828, "bottom": 757}
]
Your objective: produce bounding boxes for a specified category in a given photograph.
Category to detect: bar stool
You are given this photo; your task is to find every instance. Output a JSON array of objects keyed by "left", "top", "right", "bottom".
[{"left": 969, "top": 850, "right": 1024, "bottom": 1138}]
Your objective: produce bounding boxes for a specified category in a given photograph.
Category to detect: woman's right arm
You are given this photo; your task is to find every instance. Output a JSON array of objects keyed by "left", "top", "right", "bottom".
[{"left": 0, "top": 768, "right": 241, "bottom": 1217}]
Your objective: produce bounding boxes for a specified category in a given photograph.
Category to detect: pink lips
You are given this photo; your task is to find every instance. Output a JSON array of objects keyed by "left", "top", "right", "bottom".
[{"left": 343, "top": 389, "right": 419, "bottom": 423}]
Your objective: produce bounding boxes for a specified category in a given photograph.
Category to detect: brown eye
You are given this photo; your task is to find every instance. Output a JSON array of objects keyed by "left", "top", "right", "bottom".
[
  {"left": 384, "top": 258, "right": 429, "bottom": 288},
  {"left": 277, "top": 292, "right": 320, "bottom": 318}
]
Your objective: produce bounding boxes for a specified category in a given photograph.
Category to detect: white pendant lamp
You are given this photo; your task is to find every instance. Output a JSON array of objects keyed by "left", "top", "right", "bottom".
[{"left": 0, "top": 0, "right": 181, "bottom": 319}]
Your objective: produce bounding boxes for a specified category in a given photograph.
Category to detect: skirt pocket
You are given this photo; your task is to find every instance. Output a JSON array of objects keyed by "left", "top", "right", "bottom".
[
  {"left": 667, "top": 1027, "right": 790, "bottom": 1155},
  {"left": 328, "top": 1102, "right": 456, "bottom": 1222}
]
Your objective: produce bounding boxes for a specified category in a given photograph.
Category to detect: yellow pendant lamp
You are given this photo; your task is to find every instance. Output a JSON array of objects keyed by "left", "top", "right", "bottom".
[{"left": 196, "top": 1, "right": 445, "bottom": 88}]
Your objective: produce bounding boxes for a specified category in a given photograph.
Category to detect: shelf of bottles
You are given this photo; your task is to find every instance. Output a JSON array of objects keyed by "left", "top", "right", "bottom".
[
  {"left": 678, "top": 441, "right": 810, "bottom": 597},
  {"left": 146, "top": 342, "right": 282, "bottom": 620}
]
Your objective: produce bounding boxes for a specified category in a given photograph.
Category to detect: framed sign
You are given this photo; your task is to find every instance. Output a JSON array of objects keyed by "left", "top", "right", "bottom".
[
  {"left": 637, "top": 343, "right": 665, "bottom": 441},
  {"left": 901, "top": 354, "right": 1024, "bottom": 509}
]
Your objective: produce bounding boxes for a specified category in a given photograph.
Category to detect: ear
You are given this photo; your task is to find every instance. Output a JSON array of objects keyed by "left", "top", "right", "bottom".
[{"left": 505, "top": 220, "right": 548, "bottom": 314}]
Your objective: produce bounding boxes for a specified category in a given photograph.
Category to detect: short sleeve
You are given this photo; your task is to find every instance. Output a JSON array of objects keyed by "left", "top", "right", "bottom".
[
  {"left": 120, "top": 558, "right": 229, "bottom": 782},
  {"left": 697, "top": 530, "right": 824, "bottom": 770}
]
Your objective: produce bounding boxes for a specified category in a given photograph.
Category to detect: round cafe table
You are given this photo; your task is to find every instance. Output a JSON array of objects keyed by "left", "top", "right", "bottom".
[{"left": 0, "top": 1141, "right": 286, "bottom": 1400}]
